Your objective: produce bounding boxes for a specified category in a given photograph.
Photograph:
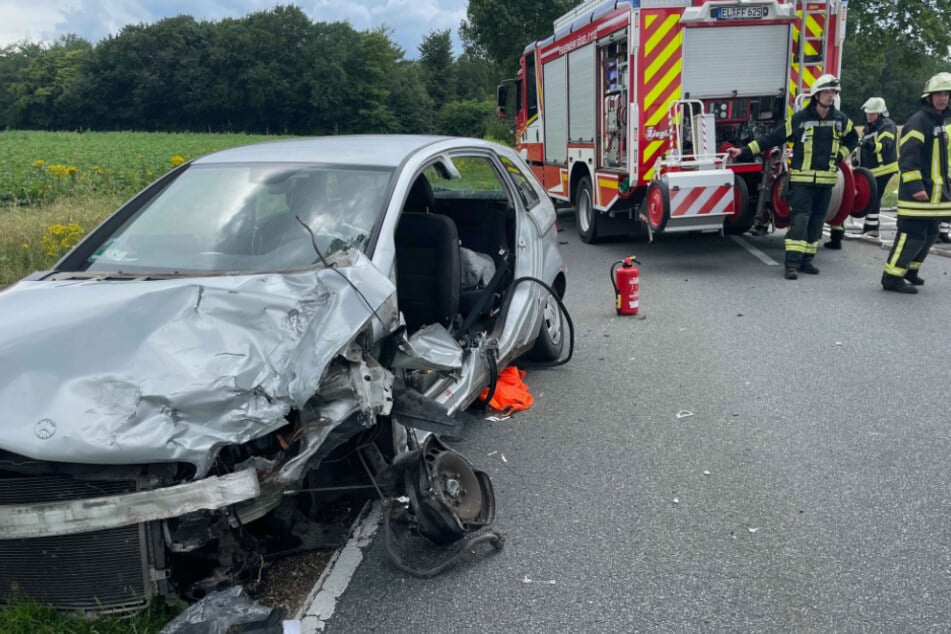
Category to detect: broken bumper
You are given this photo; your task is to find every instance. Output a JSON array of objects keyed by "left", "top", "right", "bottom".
[{"left": 0, "top": 468, "right": 260, "bottom": 540}]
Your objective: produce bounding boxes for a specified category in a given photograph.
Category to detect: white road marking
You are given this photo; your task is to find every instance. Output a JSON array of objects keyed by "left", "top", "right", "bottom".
[
  {"left": 730, "top": 235, "right": 779, "bottom": 266},
  {"left": 298, "top": 501, "right": 382, "bottom": 633}
]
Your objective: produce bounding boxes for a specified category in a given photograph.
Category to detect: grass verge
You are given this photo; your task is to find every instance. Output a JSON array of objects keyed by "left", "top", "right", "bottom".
[
  {"left": 0, "top": 194, "right": 121, "bottom": 289},
  {"left": 0, "top": 598, "right": 182, "bottom": 634}
]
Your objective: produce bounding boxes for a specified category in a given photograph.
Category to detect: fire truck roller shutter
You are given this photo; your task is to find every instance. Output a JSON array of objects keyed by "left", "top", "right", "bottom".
[
  {"left": 723, "top": 174, "right": 754, "bottom": 234},
  {"left": 543, "top": 56, "right": 568, "bottom": 164},
  {"left": 681, "top": 25, "right": 791, "bottom": 98},
  {"left": 568, "top": 43, "right": 596, "bottom": 142}
]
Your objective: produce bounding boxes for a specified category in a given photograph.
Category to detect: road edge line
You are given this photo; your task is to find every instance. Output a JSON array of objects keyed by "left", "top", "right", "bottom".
[{"left": 296, "top": 500, "right": 382, "bottom": 632}]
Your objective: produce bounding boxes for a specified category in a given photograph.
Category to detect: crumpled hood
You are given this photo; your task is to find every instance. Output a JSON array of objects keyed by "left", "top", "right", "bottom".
[{"left": 0, "top": 253, "right": 394, "bottom": 475}]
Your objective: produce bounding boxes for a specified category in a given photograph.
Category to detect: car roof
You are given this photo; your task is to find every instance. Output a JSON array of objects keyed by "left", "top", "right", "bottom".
[{"left": 192, "top": 135, "right": 463, "bottom": 168}]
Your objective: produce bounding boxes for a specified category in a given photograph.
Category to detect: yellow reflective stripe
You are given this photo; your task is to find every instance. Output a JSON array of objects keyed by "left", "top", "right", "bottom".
[
  {"left": 789, "top": 170, "right": 837, "bottom": 184},
  {"left": 877, "top": 131, "right": 895, "bottom": 142},
  {"left": 931, "top": 138, "right": 943, "bottom": 203},
  {"left": 802, "top": 125, "right": 813, "bottom": 171},
  {"left": 785, "top": 118, "right": 792, "bottom": 137},
  {"left": 885, "top": 233, "right": 909, "bottom": 276},
  {"left": 900, "top": 129, "right": 925, "bottom": 145},
  {"left": 785, "top": 239, "right": 807, "bottom": 252},
  {"left": 843, "top": 119, "right": 853, "bottom": 135},
  {"left": 804, "top": 241, "right": 819, "bottom": 254},
  {"left": 749, "top": 141, "right": 761, "bottom": 155},
  {"left": 830, "top": 224, "right": 844, "bottom": 230},
  {"left": 908, "top": 261, "right": 922, "bottom": 271},
  {"left": 896, "top": 204, "right": 951, "bottom": 217},
  {"left": 838, "top": 147, "right": 850, "bottom": 161},
  {"left": 871, "top": 163, "right": 898, "bottom": 176},
  {"left": 902, "top": 170, "right": 922, "bottom": 183}
]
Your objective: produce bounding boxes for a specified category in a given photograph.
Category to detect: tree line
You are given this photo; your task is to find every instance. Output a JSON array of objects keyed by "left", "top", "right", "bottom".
[
  {"left": 1, "top": 0, "right": 950, "bottom": 138},
  {"left": 0, "top": 6, "right": 504, "bottom": 138}
]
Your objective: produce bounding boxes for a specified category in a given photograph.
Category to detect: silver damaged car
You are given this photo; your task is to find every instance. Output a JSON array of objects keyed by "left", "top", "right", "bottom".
[{"left": 0, "top": 135, "right": 569, "bottom": 612}]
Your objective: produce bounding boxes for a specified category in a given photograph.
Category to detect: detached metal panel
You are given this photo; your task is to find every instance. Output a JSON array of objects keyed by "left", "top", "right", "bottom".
[
  {"left": 682, "top": 25, "right": 790, "bottom": 98},
  {"left": 568, "top": 43, "right": 596, "bottom": 142},
  {"left": 543, "top": 56, "right": 568, "bottom": 163}
]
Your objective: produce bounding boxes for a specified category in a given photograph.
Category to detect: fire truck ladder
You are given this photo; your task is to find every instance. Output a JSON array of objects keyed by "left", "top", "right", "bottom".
[{"left": 794, "top": 0, "right": 829, "bottom": 98}]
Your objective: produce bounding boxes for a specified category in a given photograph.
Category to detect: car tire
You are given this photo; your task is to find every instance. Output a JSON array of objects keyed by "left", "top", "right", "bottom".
[
  {"left": 575, "top": 176, "right": 601, "bottom": 244},
  {"left": 526, "top": 289, "right": 565, "bottom": 361}
]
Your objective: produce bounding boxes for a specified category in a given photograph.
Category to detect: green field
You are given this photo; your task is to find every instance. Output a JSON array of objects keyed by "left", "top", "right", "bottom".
[{"left": 0, "top": 130, "right": 287, "bottom": 287}]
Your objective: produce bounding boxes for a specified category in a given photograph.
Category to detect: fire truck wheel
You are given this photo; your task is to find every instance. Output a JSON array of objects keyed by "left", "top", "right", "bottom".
[
  {"left": 849, "top": 166, "right": 877, "bottom": 218},
  {"left": 645, "top": 181, "right": 670, "bottom": 233},
  {"left": 575, "top": 176, "right": 601, "bottom": 243},
  {"left": 724, "top": 175, "right": 753, "bottom": 234}
]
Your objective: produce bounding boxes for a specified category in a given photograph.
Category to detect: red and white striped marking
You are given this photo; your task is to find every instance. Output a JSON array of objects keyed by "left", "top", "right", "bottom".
[{"left": 669, "top": 184, "right": 734, "bottom": 217}]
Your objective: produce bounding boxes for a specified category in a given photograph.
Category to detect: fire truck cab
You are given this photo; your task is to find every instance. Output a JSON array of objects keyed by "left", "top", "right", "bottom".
[{"left": 498, "top": 0, "right": 853, "bottom": 243}]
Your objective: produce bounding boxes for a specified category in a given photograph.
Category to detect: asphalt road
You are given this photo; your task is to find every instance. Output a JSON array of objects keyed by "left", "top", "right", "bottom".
[{"left": 322, "top": 213, "right": 951, "bottom": 633}]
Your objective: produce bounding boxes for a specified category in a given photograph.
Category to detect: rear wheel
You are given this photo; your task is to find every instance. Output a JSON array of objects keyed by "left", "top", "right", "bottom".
[
  {"left": 575, "top": 176, "right": 600, "bottom": 243},
  {"left": 526, "top": 289, "right": 565, "bottom": 361},
  {"left": 723, "top": 175, "right": 754, "bottom": 234},
  {"left": 645, "top": 181, "right": 670, "bottom": 233}
]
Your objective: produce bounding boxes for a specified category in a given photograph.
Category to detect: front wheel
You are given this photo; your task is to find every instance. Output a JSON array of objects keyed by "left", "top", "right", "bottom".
[
  {"left": 526, "top": 290, "right": 565, "bottom": 361},
  {"left": 575, "top": 176, "right": 601, "bottom": 244}
]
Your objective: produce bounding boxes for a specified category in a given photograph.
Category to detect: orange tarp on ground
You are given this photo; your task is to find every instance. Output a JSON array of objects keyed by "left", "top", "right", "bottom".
[{"left": 479, "top": 366, "right": 533, "bottom": 413}]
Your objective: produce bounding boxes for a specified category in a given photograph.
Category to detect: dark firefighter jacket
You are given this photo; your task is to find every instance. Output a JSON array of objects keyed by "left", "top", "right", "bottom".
[
  {"left": 738, "top": 100, "right": 858, "bottom": 186},
  {"left": 859, "top": 116, "right": 898, "bottom": 177},
  {"left": 897, "top": 105, "right": 951, "bottom": 217}
]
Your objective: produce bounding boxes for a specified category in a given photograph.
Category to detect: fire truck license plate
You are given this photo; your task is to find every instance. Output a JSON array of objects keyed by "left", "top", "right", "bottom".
[{"left": 714, "top": 5, "right": 767, "bottom": 19}]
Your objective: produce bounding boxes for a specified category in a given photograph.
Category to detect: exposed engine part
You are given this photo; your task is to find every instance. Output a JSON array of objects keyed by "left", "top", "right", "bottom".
[{"left": 378, "top": 434, "right": 503, "bottom": 577}]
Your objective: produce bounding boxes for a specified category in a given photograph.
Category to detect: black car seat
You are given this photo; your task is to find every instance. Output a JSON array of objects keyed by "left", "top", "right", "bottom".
[{"left": 394, "top": 175, "right": 460, "bottom": 332}]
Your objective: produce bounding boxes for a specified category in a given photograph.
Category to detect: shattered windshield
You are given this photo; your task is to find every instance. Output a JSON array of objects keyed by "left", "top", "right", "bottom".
[{"left": 84, "top": 164, "right": 393, "bottom": 273}]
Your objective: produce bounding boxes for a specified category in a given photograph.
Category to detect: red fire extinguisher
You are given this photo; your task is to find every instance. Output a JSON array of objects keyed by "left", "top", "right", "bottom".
[{"left": 611, "top": 256, "right": 642, "bottom": 315}]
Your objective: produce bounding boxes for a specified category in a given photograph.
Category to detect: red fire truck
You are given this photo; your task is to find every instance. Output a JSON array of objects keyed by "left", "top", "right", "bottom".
[{"left": 498, "top": 0, "right": 869, "bottom": 243}]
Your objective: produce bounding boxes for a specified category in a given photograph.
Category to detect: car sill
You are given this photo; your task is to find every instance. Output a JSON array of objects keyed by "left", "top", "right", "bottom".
[{"left": 0, "top": 469, "right": 261, "bottom": 540}]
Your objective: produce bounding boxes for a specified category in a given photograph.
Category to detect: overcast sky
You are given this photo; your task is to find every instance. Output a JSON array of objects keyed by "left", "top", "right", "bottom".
[{"left": 0, "top": 0, "right": 469, "bottom": 58}]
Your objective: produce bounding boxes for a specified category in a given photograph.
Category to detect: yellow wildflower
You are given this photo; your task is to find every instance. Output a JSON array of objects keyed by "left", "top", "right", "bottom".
[
  {"left": 66, "top": 166, "right": 78, "bottom": 176},
  {"left": 22, "top": 243, "right": 30, "bottom": 249},
  {"left": 32, "top": 160, "right": 45, "bottom": 169},
  {"left": 170, "top": 155, "right": 185, "bottom": 167},
  {"left": 41, "top": 223, "right": 85, "bottom": 258},
  {"left": 47, "top": 164, "right": 69, "bottom": 178}
]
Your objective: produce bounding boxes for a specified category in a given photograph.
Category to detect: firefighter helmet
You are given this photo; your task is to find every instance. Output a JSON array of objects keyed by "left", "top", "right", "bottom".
[
  {"left": 920, "top": 72, "right": 951, "bottom": 102},
  {"left": 812, "top": 74, "right": 841, "bottom": 93},
  {"left": 861, "top": 97, "right": 887, "bottom": 114}
]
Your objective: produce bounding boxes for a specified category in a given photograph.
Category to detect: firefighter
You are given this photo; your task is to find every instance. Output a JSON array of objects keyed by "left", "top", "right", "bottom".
[
  {"left": 853, "top": 97, "right": 898, "bottom": 239},
  {"left": 727, "top": 74, "right": 858, "bottom": 279},
  {"left": 881, "top": 72, "right": 951, "bottom": 293}
]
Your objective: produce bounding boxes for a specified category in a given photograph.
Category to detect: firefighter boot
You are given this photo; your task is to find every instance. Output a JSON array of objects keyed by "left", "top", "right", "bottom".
[
  {"left": 784, "top": 267, "right": 798, "bottom": 280},
  {"left": 904, "top": 271, "right": 925, "bottom": 286},
  {"left": 881, "top": 272, "right": 917, "bottom": 294},
  {"left": 824, "top": 228, "right": 844, "bottom": 249},
  {"left": 799, "top": 260, "right": 820, "bottom": 274},
  {"left": 862, "top": 224, "right": 879, "bottom": 238}
]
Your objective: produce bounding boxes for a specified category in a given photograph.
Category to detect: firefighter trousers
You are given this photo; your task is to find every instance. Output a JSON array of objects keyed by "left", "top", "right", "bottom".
[
  {"left": 883, "top": 217, "right": 940, "bottom": 279},
  {"left": 863, "top": 174, "right": 893, "bottom": 231},
  {"left": 785, "top": 184, "right": 832, "bottom": 269}
]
